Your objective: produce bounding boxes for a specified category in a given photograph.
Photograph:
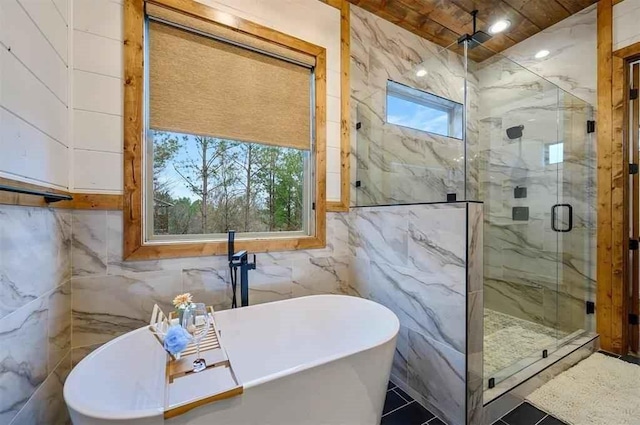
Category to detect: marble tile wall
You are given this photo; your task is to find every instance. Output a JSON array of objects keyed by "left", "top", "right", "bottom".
[
  {"left": 348, "top": 202, "right": 484, "bottom": 425},
  {"left": 350, "top": 5, "right": 479, "bottom": 206},
  {"left": 0, "top": 205, "right": 72, "bottom": 425},
  {"left": 70, "top": 209, "right": 351, "bottom": 360},
  {"left": 475, "top": 16, "right": 597, "bottom": 339},
  {"left": 501, "top": 4, "right": 597, "bottom": 107},
  {"left": 348, "top": 0, "right": 597, "bottom": 346}
]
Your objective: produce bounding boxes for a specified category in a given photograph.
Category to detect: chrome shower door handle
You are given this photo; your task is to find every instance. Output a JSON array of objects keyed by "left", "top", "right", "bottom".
[{"left": 551, "top": 203, "right": 573, "bottom": 232}]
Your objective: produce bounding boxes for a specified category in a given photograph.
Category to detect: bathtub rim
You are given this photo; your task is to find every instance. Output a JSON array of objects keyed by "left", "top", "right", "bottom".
[
  {"left": 64, "top": 295, "right": 400, "bottom": 421},
  {"left": 235, "top": 295, "right": 400, "bottom": 389}
]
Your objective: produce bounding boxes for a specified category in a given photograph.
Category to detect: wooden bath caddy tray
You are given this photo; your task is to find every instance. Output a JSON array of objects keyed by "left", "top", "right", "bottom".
[{"left": 149, "top": 305, "right": 243, "bottom": 419}]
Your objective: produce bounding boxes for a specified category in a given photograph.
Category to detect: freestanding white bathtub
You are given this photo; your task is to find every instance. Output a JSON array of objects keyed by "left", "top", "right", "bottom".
[{"left": 64, "top": 295, "right": 399, "bottom": 424}]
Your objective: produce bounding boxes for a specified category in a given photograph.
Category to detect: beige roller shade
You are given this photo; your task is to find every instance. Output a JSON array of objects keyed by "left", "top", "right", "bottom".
[
  {"left": 148, "top": 20, "right": 312, "bottom": 150},
  {"left": 146, "top": 3, "right": 316, "bottom": 67}
]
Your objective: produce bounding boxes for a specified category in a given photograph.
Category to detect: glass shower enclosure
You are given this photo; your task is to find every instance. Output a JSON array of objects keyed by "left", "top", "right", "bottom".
[{"left": 353, "top": 38, "right": 596, "bottom": 392}]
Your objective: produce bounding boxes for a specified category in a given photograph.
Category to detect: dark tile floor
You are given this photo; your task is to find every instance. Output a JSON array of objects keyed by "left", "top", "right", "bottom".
[
  {"left": 494, "top": 402, "right": 567, "bottom": 425},
  {"left": 383, "top": 383, "right": 568, "bottom": 425},
  {"left": 385, "top": 351, "right": 640, "bottom": 424},
  {"left": 599, "top": 349, "right": 640, "bottom": 365},
  {"left": 381, "top": 381, "right": 442, "bottom": 425}
]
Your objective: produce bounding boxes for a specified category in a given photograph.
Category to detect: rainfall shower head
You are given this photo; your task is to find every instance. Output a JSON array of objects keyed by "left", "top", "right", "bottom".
[
  {"left": 506, "top": 125, "right": 524, "bottom": 140},
  {"left": 457, "top": 10, "right": 492, "bottom": 49}
]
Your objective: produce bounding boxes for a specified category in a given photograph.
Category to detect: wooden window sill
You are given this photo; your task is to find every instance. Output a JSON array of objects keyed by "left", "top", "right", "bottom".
[{"left": 126, "top": 234, "right": 326, "bottom": 260}]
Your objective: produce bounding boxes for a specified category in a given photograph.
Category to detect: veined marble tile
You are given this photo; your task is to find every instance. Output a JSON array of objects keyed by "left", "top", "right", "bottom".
[
  {"left": 468, "top": 291, "right": 484, "bottom": 364},
  {"left": 351, "top": 207, "right": 408, "bottom": 266},
  {"left": 346, "top": 256, "right": 371, "bottom": 298},
  {"left": 0, "top": 298, "right": 49, "bottom": 424},
  {"left": 484, "top": 278, "right": 544, "bottom": 324},
  {"left": 72, "top": 210, "right": 107, "bottom": 276},
  {"left": 0, "top": 206, "right": 71, "bottom": 320},
  {"left": 350, "top": 4, "right": 476, "bottom": 206},
  {"left": 354, "top": 119, "right": 467, "bottom": 204},
  {"left": 407, "top": 206, "right": 466, "bottom": 278},
  {"left": 10, "top": 353, "right": 71, "bottom": 425},
  {"left": 407, "top": 330, "right": 465, "bottom": 425},
  {"left": 182, "top": 267, "right": 233, "bottom": 312},
  {"left": 247, "top": 263, "right": 293, "bottom": 305},
  {"left": 326, "top": 212, "right": 350, "bottom": 257},
  {"left": 467, "top": 291, "right": 484, "bottom": 423},
  {"left": 71, "top": 271, "right": 182, "bottom": 347},
  {"left": 392, "top": 325, "right": 409, "bottom": 384},
  {"left": 292, "top": 257, "right": 348, "bottom": 297},
  {"left": 467, "top": 203, "right": 484, "bottom": 293},
  {"left": 71, "top": 344, "right": 100, "bottom": 368},
  {"left": 543, "top": 285, "right": 587, "bottom": 334},
  {"left": 501, "top": 5, "right": 596, "bottom": 106},
  {"left": 48, "top": 281, "right": 71, "bottom": 372},
  {"left": 369, "top": 261, "right": 465, "bottom": 353}
]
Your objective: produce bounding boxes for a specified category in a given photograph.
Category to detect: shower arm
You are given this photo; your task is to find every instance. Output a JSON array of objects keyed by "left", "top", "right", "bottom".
[{"left": 471, "top": 10, "right": 478, "bottom": 34}]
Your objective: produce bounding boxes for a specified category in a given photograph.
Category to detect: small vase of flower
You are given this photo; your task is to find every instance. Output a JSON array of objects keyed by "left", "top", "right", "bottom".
[{"left": 172, "top": 292, "right": 195, "bottom": 326}]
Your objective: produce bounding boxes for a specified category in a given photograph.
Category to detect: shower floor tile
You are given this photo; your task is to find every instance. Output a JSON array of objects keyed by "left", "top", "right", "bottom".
[{"left": 484, "top": 309, "right": 569, "bottom": 378}]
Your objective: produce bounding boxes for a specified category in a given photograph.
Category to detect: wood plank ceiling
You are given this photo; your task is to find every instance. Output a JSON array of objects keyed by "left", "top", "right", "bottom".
[{"left": 346, "top": 0, "right": 598, "bottom": 61}]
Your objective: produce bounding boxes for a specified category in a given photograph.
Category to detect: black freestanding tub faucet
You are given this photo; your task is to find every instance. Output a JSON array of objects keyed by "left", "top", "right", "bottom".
[{"left": 227, "top": 230, "right": 256, "bottom": 308}]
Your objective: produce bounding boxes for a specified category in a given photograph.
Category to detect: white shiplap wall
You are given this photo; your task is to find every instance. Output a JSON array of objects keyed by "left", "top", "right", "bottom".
[
  {"left": 70, "top": 0, "right": 342, "bottom": 201},
  {"left": 72, "top": 0, "right": 124, "bottom": 193},
  {"left": 0, "top": 0, "right": 70, "bottom": 190},
  {"left": 614, "top": 0, "right": 640, "bottom": 50}
]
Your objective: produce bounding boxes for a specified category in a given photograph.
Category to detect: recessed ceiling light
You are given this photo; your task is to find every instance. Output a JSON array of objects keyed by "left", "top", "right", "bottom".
[
  {"left": 416, "top": 69, "right": 427, "bottom": 77},
  {"left": 535, "top": 49, "right": 550, "bottom": 59},
  {"left": 488, "top": 20, "right": 511, "bottom": 35}
]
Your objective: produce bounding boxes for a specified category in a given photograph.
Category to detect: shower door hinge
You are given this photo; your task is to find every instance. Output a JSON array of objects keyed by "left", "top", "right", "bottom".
[
  {"left": 586, "top": 301, "right": 595, "bottom": 314},
  {"left": 630, "top": 313, "right": 639, "bottom": 325},
  {"left": 586, "top": 120, "right": 596, "bottom": 133},
  {"left": 312, "top": 202, "right": 316, "bottom": 210},
  {"left": 631, "top": 163, "right": 639, "bottom": 175},
  {"left": 356, "top": 122, "right": 362, "bottom": 130},
  {"left": 630, "top": 239, "right": 639, "bottom": 250},
  {"left": 631, "top": 88, "right": 639, "bottom": 100}
]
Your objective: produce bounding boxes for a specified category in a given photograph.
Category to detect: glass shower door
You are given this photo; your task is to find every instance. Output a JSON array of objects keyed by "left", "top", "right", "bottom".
[
  {"left": 553, "top": 91, "right": 596, "bottom": 343},
  {"left": 474, "top": 46, "right": 566, "bottom": 387}
]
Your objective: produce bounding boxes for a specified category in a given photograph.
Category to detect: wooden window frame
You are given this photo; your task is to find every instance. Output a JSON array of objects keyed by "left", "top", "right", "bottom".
[{"left": 123, "top": 0, "right": 327, "bottom": 260}]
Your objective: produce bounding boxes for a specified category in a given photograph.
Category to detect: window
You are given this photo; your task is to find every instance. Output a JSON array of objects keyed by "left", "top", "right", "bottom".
[
  {"left": 386, "top": 80, "right": 463, "bottom": 139},
  {"left": 149, "top": 131, "right": 309, "bottom": 238},
  {"left": 146, "top": 18, "right": 314, "bottom": 242},
  {"left": 123, "top": 0, "right": 327, "bottom": 260},
  {"left": 545, "top": 142, "right": 564, "bottom": 165}
]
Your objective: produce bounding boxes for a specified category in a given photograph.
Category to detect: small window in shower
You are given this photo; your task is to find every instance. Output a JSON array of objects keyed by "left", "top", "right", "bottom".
[
  {"left": 385, "top": 80, "right": 463, "bottom": 139},
  {"left": 545, "top": 142, "right": 564, "bottom": 165}
]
